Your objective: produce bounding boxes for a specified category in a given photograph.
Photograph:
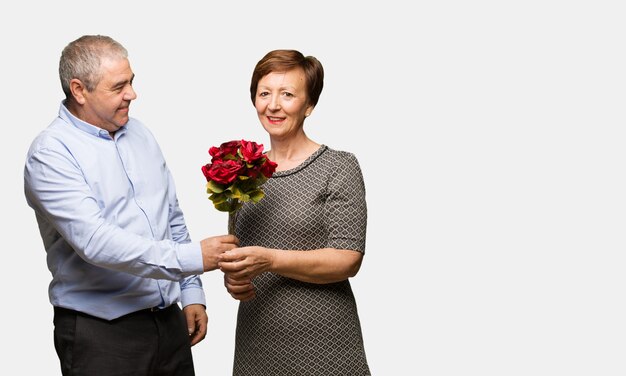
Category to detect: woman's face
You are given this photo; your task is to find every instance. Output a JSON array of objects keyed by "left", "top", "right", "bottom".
[{"left": 254, "top": 68, "right": 314, "bottom": 140}]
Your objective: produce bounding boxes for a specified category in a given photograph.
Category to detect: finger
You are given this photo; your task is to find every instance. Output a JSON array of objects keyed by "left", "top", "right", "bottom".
[
  {"left": 218, "top": 260, "right": 243, "bottom": 273},
  {"left": 218, "top": 251, "right": 237, "bottom": 262},
  {"left": 190, "top": 323, "right": 207, "bottom": 346},
  {"left": 223, "top": 243, "right": 238, "bottom": 253},
  {"left": 190, "top": 314, "right": 208, "bottom": 346},
  {"left": 226, "top": 283, "right": 255, "bottom": 294},
  {"left": 226, "top": 271, "right": 250, "bottom": 281},
  {"left": 185, "top": 312, "right": 196, "bottom": 336},
  {"left": 220, "top": 234, "right": 240, "bottom": 245},
  {"left": 220, "top": 267, "right": 248, "bottom": 280},
  {"left": 224, "top": 275, "right": 252, "bottom": 286},
  {"left": 231, "top": 289, "right": 256, "bottom": 301}
]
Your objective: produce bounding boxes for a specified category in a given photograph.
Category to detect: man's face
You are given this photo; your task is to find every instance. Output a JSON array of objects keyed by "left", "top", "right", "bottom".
[{"left": 81, "top": 57, "right": 136, "bottom": 134}]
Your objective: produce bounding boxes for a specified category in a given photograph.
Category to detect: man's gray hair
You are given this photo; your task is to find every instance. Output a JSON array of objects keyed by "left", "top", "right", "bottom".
[{"left": 59, "top": 35, "right": 128, "bottom": 99}]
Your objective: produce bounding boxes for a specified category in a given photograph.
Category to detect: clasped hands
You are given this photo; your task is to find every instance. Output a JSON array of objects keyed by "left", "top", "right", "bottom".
[
  {"left": 219, "top": 246, "right": 274, "bottom": 302},
  {"left": 199, "top": 235, "right": 270, "bottom": 302}
]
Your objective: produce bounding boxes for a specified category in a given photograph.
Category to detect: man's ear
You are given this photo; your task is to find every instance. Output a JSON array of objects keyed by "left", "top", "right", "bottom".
[{"left": 69, "top": 79, "right": 87, "bottom": 105}]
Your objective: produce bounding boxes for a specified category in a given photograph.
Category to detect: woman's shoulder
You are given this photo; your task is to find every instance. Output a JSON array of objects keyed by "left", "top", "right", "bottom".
[
  {"left": 316, "top": 146, "right": 364, "bottom": 179},
  {"left": 321, "top": 146, "right": 361, "bottom": 165}
]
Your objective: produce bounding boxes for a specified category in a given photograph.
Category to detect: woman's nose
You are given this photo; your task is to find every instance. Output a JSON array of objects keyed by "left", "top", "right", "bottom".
[{"left": 268, "top": 97, "right": 281, "bottom": 111}]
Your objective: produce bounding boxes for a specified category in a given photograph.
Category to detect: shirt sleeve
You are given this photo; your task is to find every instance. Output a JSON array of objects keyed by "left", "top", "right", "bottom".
[
  {"left": 167, "top": 168, "right": 193, "bottom": 244},
  {"left": 166, "top": 169, "right": 206, "bottom": 305},
  {"left": 324, "top": 152, "right": 368, "bottom": 253},
  {"left": 24, "top": 147, "right": 204, "bottom": 280},
  {"left": 180, "top": 275, "right": 206, "bottom": 307}
]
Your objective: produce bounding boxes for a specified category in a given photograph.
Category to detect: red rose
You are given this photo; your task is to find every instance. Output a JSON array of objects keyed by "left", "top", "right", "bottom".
[
  {"left": 203, "top": 159, "right": 244, "bottom": 185},
  {"left": 220, "top": 140, "right": 241, "bottom": 156},
  {"left": 209, "top": 140, "right": 241, "bottom": 161},
  {"left": 241, "top": 140, "right": 265, "bottom": 163},
  {"left": 208, "top": 146, "right": 222, "bottom": 159},
  {"left": 201, "top": 164, "right": 212, "bottom": 181},
  {"left": 260, "top": 159, "right": 278, "bottom": 178},
  {"left": 244, "top": 166, "right": 261, "bottom": 179},
  {"left": 202, "top": 139, "right": 278, "bottom": 214}
]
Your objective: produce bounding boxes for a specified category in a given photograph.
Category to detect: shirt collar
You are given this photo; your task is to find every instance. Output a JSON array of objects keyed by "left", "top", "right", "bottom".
[{"left": 59, "top": 101, "right": 128, "bottom": 140}]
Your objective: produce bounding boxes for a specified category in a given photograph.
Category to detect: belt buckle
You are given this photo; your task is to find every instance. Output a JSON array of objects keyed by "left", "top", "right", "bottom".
[{"left": 150, "top": 306, "right": 160, "bottom": 312}]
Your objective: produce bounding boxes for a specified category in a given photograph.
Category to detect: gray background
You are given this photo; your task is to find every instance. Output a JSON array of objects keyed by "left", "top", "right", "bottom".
[{"left": 2, "top": 1, "right": 624, "bottom": 375}]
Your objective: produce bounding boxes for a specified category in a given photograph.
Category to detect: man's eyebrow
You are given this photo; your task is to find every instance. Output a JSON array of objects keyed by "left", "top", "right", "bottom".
[{"left": 113, "top": 74, "right": 135, "bottom": 88}]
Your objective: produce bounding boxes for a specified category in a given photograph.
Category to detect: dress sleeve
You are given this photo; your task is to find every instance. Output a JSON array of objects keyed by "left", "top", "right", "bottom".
[{"left": 324, "top": 152, "right": 368, "bottom": 253}]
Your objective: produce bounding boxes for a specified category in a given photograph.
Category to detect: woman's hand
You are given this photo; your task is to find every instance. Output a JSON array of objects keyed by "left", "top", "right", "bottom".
[
  {"left": 218, "top": 246, "right": 274, "bottom": 280},
  {"left": 223, "top": 274, "right": 256, "bottom": 301}
]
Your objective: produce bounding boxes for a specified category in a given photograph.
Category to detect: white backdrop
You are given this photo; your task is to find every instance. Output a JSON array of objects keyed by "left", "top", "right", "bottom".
[{"left": 2, "top": 1, "right": 625, "bottom": 375}]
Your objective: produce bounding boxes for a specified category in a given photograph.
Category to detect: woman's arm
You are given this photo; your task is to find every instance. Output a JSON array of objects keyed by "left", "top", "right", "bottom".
[{"left": 219, "top": 246, "right": 363, "bottom": 284}]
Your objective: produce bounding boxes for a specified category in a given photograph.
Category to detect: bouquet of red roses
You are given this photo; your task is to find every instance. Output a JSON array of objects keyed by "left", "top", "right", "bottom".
[{"left": 201, "top": 140, "right": 277, "bottom": 214}]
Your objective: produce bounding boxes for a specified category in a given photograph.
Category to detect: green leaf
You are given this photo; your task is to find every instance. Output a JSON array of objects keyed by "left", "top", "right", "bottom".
[
  {"left": 215, "top": 199, "right": 242, "bottom": 213},
  {"left": 214, "top": 200, "right": 233, "bottom": 212},
  {"left": 207, "top": 180, "right": 225, "bottom": 193},
  {"left": 249, "top": 189, "right": 265, "bottom": 203},
  {"left": 209, "top": 192, "right": 227, "bottom": 204},
  {"left": 229, "top": 185, "right": 242, "bottom": 199}
]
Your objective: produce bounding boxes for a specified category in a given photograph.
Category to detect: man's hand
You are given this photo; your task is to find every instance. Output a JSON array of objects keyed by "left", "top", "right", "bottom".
[
  {"left": 183, "top": 304, "right": 208, "bottom": 346},
  {"left": 201, "top": 235, "right": 239, "bottom": 271}
]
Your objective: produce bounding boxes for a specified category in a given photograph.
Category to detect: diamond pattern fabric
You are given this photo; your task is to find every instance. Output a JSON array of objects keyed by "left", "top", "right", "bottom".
[{"left": 230, "top": 145, "right": 371, "bottom": 375}]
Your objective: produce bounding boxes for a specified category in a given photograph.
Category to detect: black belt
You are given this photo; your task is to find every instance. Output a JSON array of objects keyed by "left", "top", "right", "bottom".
[
  {"left": 143, "top": 304, "right": 175, "bottom": 313},
  {"left": 54, "top": 304, "right": 175, "bottom": 319}
]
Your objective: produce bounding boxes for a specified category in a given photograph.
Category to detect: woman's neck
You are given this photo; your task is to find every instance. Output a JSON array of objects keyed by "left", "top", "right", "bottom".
[{"left": 267, "top": 135, "right": 321, "bottom": 172}]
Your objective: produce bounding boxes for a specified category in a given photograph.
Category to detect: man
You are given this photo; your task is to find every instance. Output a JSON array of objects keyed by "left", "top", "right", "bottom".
[{"left": 24, "top": 35, "right": 237, "bottom": 375}]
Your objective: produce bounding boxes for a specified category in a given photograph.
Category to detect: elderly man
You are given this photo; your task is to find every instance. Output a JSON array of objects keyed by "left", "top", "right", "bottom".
[{"left": 24, "top": 34, "right": 237, "bottom": 375}]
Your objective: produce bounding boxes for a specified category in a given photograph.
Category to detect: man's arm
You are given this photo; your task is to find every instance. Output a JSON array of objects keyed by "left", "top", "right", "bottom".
[{"left": 25, "top": 147, "right": 203, "bottom": 280}]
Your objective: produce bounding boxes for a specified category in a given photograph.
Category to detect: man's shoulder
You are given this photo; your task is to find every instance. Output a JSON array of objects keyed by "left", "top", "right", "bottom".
[{"left": 26, "top": 118, "right": 73, "bottom": 156}]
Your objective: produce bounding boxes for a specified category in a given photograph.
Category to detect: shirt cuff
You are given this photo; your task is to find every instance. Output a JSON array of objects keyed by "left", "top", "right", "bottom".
[
  {"left": 178, "top": 241, "right": 204, "bottom": 274},
  {"left": 180, "top": 283, "right": 206, "bottom": 308}
]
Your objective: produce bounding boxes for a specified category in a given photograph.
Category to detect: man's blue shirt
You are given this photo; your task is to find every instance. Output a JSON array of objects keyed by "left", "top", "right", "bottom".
[{"left": 24, "top": 102, "right": 205, "bottom": 320}]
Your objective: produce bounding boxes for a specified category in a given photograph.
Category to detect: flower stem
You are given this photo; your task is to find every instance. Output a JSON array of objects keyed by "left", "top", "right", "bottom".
[{"left": 228, "top": 210, "right": 238, "bottom": 235}]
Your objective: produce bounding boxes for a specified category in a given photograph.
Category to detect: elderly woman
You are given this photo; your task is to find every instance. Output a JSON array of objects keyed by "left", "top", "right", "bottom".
[{"left": 218, "top": 49, "right": 371, "bottom": 376}]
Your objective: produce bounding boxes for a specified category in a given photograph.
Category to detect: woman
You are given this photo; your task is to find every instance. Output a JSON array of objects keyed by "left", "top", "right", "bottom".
[{"left": 218, "top": 49, "right": 371, "bottom": 375}]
